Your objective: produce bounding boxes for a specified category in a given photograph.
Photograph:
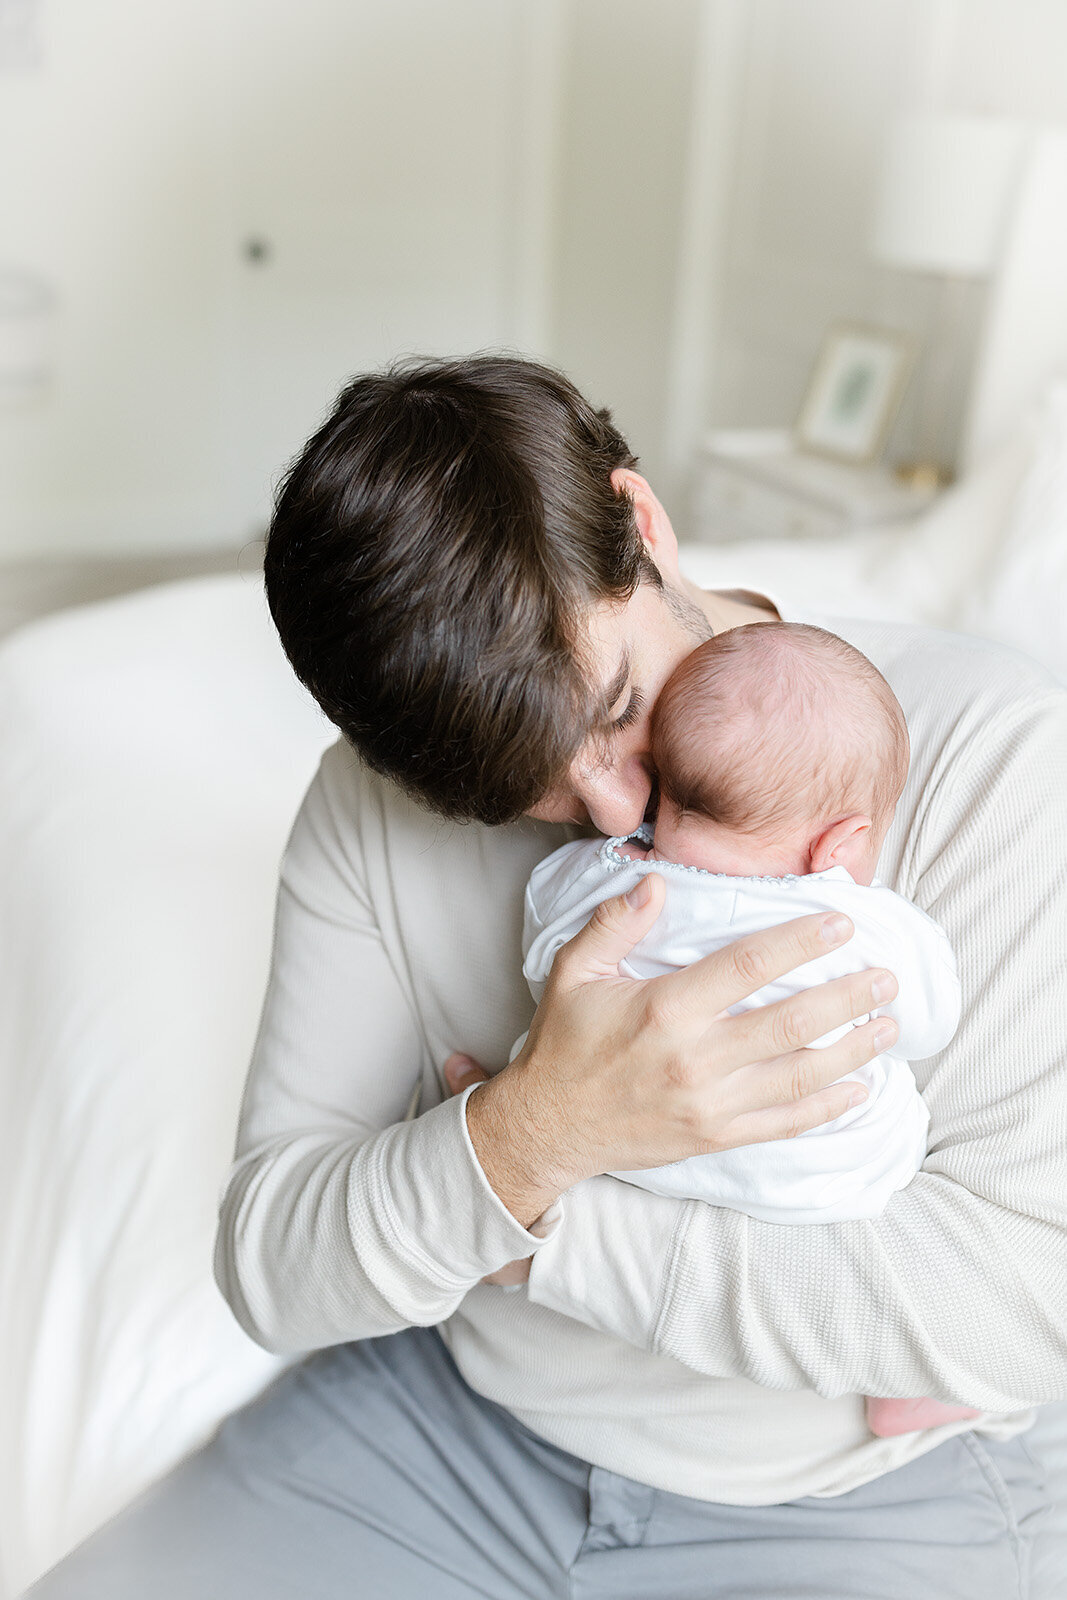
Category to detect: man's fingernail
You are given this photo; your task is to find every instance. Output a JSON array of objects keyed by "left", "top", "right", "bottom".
[
  {"left": 874, "top": 1023, "right": 897, "bottom": 1050},
  {"left": 846, "top": 1086, "right": 868, "bottom": 1108},
  {"left": 821, "top": 914, "right": 852, "bottom": 944},
  {"left": 626, "top": 878, "right": 651, "bottom": 909}
]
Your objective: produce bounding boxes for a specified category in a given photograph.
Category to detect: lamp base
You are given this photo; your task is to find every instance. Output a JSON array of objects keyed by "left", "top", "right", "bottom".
[{"left": 893, "top": 460, "right": 954, "bottom": 493}]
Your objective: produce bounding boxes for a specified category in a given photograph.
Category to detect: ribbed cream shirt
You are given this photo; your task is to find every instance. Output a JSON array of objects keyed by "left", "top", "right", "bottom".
[{"left": 214, "top": 600, "right": 1067, "bottom": 1503}]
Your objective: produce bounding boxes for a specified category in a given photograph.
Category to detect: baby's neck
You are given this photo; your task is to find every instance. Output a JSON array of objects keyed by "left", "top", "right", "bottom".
[{"left": 647, "top": 839, "right": 808, "bottom": 877}]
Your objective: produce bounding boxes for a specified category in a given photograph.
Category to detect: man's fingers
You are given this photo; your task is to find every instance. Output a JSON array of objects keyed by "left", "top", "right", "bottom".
[
  {"left": 444, "top": 1052, "right": 490, "bottom": 1095},
  {"left": 720, "top": 1078, "right": 870, "bottom": 1150},
  {"left": 720, "top": 967, "right": 898, "bottom": 1067},
  {"left": 657, "top": 912, "right": 856, "bottom": 1022},
  {"left": 552, "top": 873, "right": 667, "bottom": 988},
  {"left": 743, "top": 1015, "right": 898, "bottom": 1112}
]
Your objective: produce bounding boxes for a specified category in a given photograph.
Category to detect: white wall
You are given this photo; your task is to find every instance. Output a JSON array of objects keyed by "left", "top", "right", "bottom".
[
  {"left": 5, "top": 1, "right": 1067, "bottom": 558},
  {"left": 0, "top": 0, "right": 559, "bottom": 557},
  {"left": 0, "top": 0, "right": 708, "bottom": 558},
  {"left": 545, "top": 0, "right": 701, "bottom": 499},
  {"left": 0, "top": 0, "right": 234, "bottom": 554},
  {"left": 697, "top": 0, "right": 1067, "bottom": 526}
]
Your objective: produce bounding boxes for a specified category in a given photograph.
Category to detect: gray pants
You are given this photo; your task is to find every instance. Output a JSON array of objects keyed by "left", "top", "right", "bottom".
[{"left": 26, "top": 1326, "right": 1048, "bottom": 1600}]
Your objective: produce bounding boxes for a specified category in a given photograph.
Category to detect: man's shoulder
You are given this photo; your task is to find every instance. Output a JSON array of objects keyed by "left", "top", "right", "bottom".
[
  {"left": 799, "top": 616, "right": 1067, "bottom": 899},
  {"left": 817, "top": 614, "right": 1066, "bottom": 734},
  {"left": 305, "top": 736, "right": 568, "bottom": 890}
]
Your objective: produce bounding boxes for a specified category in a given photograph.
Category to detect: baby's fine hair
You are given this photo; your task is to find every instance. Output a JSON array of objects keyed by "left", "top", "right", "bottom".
[{"left": 651, "top": 622, "right": 909, "bottom": 838}]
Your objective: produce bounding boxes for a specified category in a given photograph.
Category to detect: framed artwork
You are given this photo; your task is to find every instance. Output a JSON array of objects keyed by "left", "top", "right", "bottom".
[{"left": 795, "top": 323, "right": 914, "bottom": 464}]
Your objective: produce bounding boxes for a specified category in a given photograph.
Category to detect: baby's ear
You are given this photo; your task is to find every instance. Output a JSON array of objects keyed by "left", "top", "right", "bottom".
[{"left": 810, "top": 814, "right": 871, "bottom": 875}]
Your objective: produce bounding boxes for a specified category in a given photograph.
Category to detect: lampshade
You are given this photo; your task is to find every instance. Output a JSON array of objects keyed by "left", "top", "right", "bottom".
[{"left": 871, "top": 112, "right": 1028, "bottom": 278}]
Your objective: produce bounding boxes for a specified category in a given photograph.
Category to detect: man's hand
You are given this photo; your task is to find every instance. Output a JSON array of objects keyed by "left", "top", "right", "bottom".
[
  {"left": 463, "top": 876, "right": 898, "bottom": 1228},
  {"left": 445, "top": 1053, "right": 531, "bottom": 1287}
]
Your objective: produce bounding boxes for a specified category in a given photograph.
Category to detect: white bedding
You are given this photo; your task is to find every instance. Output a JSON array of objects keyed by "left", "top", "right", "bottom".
[
  {"left": 0, "top": 576, "right": 333, "bottom": 1596},
  {"left": 1, "top": 389, "right": 1066, "bottom": 1594}
]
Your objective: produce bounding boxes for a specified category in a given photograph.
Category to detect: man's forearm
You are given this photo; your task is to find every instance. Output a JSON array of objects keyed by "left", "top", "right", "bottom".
[
  {"left": 528, "top": 1170, "right": 1067, "bottom": 1409},
  {"left": 464, "top": 1069, "right": 572, "bottom": 1230},
  {"left": 215, "top": 1094, "right": 560, "bottom": 1354}
]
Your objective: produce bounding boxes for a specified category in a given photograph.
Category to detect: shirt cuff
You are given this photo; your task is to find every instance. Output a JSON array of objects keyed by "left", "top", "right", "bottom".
[{"left": 357, "top": 1087, "right": 563, "bottom": 1303}]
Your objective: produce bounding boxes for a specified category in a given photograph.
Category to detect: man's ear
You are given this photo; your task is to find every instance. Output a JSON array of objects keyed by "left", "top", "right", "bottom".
[
  {"left": 809, "top": 814, "right": 872, "bottom": 875},
  {"left": 610, "top": 467, "right": 681, "bottom": 580}
]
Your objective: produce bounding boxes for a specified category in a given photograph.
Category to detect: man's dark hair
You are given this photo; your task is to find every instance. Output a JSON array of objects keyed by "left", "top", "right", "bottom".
[{"left": 264, "top": 353, "right": 659, "bottom": 825}]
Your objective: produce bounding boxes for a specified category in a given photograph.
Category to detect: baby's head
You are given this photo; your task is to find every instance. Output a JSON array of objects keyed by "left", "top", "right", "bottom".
[{"left": 649, "top": 622, "right": 909, "bottom": 885}]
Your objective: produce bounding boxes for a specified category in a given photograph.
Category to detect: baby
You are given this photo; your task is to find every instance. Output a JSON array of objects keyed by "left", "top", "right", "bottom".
[{"left": 522, "top": 621, "right": 978, "bottom": 1440}]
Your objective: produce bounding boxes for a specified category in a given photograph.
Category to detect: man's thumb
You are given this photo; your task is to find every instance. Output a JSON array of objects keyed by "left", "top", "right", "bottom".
[{"left": 557, "top": 872, "right": 666, "bottom": 986}]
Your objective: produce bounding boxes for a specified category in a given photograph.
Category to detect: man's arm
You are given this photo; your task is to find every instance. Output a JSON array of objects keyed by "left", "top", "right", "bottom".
[
  {"left": 527, "top": 691, "right": 1067, "bottom": 1411},
  {"left": 216, "top": 739, "right": 893, "bottom": 1352},
  {"left": 214, "top": 744, "right": 560, "bottom": 1353}
]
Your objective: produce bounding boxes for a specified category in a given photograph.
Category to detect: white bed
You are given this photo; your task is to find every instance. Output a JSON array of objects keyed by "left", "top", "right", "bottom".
[{"left": 1, "top": 389, "right": 1066, "bottom": 1597}]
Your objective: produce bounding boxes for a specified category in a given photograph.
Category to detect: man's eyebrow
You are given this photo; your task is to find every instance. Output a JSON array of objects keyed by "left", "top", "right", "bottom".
[{"left": 596, "top": 653, "right": 632, "bottom": 722}]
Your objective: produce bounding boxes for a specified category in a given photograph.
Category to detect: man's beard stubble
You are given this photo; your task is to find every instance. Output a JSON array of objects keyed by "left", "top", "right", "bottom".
[{"left": 662, "top": 576, "right": 716, "bottom": 643}]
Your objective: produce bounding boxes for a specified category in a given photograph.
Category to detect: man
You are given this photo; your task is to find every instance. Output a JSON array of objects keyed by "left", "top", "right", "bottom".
[{"left": 29, "top": 356, "right": 1064, "bottom": 1597}]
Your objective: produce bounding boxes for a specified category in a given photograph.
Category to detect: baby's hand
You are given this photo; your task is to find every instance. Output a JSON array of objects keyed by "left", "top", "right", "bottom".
[{"left": 482, "top": 1257, "right": 532, "bottom": 1288}]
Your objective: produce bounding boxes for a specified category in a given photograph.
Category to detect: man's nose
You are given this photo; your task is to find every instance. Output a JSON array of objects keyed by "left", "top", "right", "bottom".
[{"left": 579, "top": 758, "right": 654, "bottom": 838}]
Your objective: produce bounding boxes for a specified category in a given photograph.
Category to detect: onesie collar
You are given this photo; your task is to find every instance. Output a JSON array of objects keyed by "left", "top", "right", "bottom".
[{"left": 598, "top": 831, "right": 857, "bottom": 888}]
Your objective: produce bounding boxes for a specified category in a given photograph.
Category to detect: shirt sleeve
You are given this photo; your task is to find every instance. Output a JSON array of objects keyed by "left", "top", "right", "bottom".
[
  {"left": 528, "top": 690, "right": 1067, "bottom": 1411},
  {"left": 214, "top": 744, "right": 560, "bottom": 1355}
]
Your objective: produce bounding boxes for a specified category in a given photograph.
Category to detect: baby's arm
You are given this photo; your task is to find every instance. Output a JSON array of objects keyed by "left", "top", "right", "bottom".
[{"left": 857, "top": 888, "right": 961, "bottom": 1061}]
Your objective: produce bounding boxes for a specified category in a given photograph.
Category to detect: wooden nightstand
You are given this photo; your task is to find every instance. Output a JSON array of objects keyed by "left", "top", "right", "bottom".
[{"left": 690, "top": 430, "right": 939, "bottom": 543}]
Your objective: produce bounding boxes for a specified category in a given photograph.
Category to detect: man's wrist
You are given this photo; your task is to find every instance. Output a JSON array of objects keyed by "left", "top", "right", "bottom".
[{"left": 463, "top": 1068, "right": 573, "bottom": 1229}]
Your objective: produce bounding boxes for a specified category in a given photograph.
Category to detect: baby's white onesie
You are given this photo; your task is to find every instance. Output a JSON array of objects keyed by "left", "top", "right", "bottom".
[{"left": 522, "top": 832, "right": 961, "bottom": 1225}]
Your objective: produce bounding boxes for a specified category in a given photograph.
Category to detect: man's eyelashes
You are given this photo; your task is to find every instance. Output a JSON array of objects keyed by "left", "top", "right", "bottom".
[{"left": 611, "top": 688, "right": 645, "bottom": 732}]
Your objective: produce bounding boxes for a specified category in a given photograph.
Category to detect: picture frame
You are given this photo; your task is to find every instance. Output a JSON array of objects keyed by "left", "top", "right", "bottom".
[{"left": 795, "top": 323, "right": 914, "bottom": 465}]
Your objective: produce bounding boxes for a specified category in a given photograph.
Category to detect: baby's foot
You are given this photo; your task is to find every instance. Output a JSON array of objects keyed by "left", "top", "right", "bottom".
[{"left": 865, "top": 1396, "right": 982, "bottom": 1438}]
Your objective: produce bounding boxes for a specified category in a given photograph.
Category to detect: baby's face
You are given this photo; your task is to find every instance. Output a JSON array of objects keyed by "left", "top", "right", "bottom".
[{"left": 651, "top": 794, "right": 889, "bottom": 883}]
